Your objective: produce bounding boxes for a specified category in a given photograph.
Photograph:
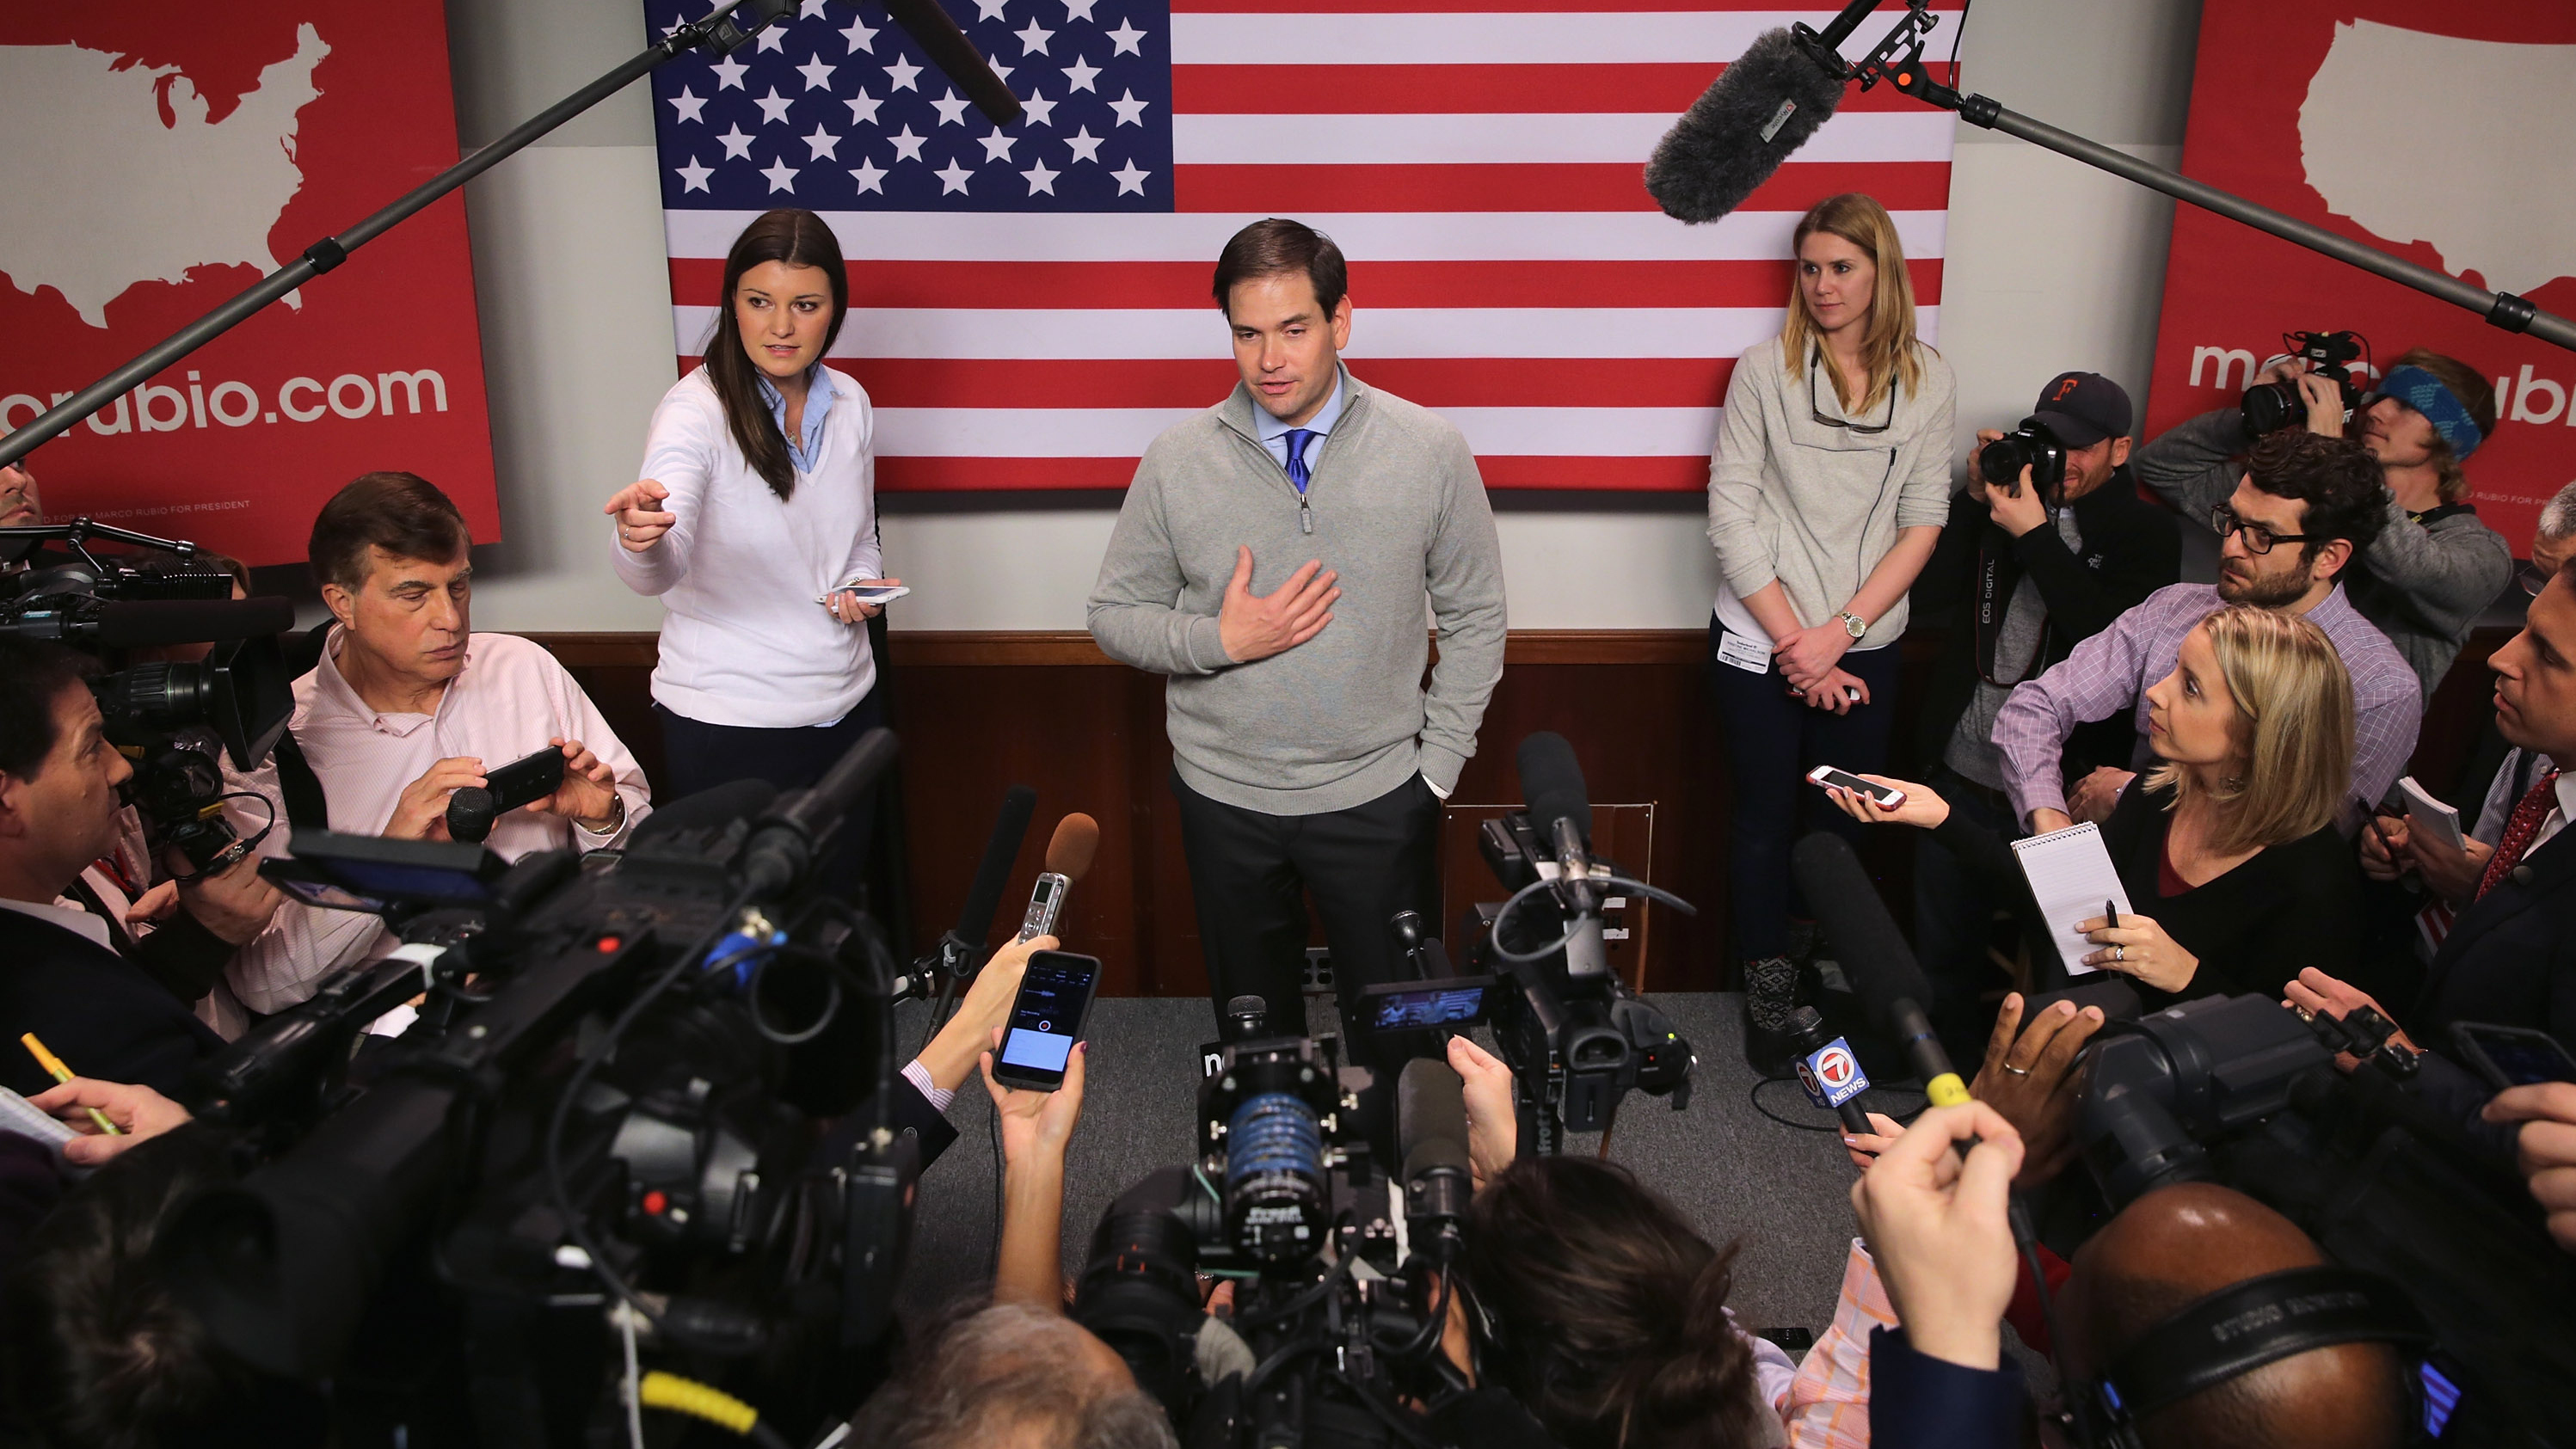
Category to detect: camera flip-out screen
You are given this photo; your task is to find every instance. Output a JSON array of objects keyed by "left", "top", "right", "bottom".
[{"left": 261, "top": 830, "right": 510, "bottom": 916}]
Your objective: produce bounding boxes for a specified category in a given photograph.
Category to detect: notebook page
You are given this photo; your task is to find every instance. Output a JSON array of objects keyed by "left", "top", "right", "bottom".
[{"left": 2010, "top": 822, "right": 2136, "bottom": 978}]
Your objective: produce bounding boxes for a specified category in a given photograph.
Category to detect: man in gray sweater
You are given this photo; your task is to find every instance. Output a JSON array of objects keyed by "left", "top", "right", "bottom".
[{"left": 1087, "top": 218, "right": 1506, "bottom": 1070}]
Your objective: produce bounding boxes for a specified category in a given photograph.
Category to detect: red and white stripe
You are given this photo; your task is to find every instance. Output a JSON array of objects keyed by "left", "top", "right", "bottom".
[{"left": 661, "top": 1, "right": 1961, "bottom": 492}]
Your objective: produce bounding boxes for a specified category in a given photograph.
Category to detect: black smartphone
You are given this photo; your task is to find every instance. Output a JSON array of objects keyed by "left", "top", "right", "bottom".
[
  {"left": 991, "top": 949, "right": 1102, "bottom": 1092},
  {"left": 1355, "top": 975, "right": 1497, "bottom": 1034},
  {"left": 483, "top": 746, "right": 569, "bottom": 814},
  {"left": 2450, "top": 1022, "right": 2576, "bottom": 1092}
]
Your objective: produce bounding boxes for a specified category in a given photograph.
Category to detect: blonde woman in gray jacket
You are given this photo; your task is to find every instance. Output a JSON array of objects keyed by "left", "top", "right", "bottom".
[{"left": 1706, "top": 193, "right": 1956, "bottom": 1072}]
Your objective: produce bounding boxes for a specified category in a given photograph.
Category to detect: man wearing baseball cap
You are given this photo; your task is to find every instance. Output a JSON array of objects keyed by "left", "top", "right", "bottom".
[{"left": 1906, "top": 371, "right": 2180, "bottom": 1064}]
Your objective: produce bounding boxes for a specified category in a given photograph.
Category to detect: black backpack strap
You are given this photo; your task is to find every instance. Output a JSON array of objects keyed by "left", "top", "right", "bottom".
[{"left": 270, "top": 624, "right": 334, "bottom": 832}]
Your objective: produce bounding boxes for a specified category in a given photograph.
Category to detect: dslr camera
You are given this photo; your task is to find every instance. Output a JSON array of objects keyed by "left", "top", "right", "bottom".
[
  {"left": 1978, "top": 416, "right": 2071, "bottom": 505},
  {"left": 2241, "top": 328, "right": 2369, "bottom": 435}
]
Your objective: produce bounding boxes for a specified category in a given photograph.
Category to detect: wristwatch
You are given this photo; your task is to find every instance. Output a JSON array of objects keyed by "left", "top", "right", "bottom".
[{"left": 1836, "top": 611, "right": 1868, "bottom": 640}]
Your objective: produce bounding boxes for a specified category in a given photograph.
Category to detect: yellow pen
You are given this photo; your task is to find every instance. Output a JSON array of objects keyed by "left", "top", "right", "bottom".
[{"left": 20, "top": 1034, "right": 120, "bottom": 1137}]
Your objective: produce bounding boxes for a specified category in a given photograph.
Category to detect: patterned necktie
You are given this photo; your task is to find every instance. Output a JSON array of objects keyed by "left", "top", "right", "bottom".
[
  {"left": 1283, "top": 428, "right": 1315, "bottom": 494},
  {"left": 2477, "top": 769, "right": 2562, "bottom": 900}
]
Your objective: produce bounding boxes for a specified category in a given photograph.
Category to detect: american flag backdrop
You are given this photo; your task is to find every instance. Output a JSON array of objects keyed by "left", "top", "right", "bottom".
[{"left": 644, "top": 0, "right": 1961, "bottom": 493}]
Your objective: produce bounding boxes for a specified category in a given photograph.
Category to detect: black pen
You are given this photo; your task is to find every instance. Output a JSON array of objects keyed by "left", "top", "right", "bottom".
[{"left": 2105, "top": 899, "right": 2120, "bottom": 931}]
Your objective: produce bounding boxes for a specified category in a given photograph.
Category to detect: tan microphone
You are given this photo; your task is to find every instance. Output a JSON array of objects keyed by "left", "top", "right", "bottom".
[{"left": 1016, "top": 813, "right": 1099, "bottom": 942}]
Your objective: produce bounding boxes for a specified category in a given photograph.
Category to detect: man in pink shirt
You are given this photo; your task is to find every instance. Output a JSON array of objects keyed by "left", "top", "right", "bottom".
[{"left": 222, "top": 473, "right": 653, "bottom": 1012}]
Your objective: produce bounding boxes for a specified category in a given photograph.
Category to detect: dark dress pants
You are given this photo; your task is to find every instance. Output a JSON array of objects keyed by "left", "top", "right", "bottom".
[
  {"left": 655, "top": 687, "right": 886, "bottom": 899},
  {"left": 1170, "top": 766, "right": 1444, "bottom": 1147}
]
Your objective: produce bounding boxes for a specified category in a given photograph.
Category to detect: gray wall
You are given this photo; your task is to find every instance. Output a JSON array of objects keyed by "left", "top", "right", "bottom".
[{"left": 446, "top": 0, "right": 2204, "bottom": 632}]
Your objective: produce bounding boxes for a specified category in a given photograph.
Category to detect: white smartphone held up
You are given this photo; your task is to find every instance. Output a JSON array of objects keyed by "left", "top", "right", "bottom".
[
  {"left": 815, "top": 582, "right": 912, "bottom": 607},
  {"left": 1806, "top": 765, "right": 1905, "bottom": 809}
]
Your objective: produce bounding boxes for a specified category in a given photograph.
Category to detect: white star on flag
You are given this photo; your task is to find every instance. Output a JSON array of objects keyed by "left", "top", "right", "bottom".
[
  {"left": 1063, "top": 126, "right": 1103, "bottom": 163},
  {"left": 674, "top": 157, "right": 714, "bottom": 193},
  {"left": 979, "top": 128, "right": 1017, "bottom": 163},
  {"left": 888, "top": 125, "right": 927, "bottom": 162},
  {"left": 717, "top": 124, "right": 755, "bottom": 160},
  {"left": 668, "top": 87, "right": 707, "bottom": 123},
  {"left": 1016, "top": 19, "right": 1054, "bottom": 55},
  {"left": 850, "top": 158, "right": 888, "bottom": 193},
  {"left": 803, "top": 124, "right": 841, "bottom": 160},
  {"left": 1063, "top": 0, "right": 1099, "bottom": 18},
  {"left": 1061, "top": 56, "right": 1099, "bottom": 92},
  {"left": 761, "top": 157, "right": 801, "bottom": 192},
  {"left": 931, "top": 89, "right": 972, "bottom": 126},
  {"left": 973, "top": 0, "right": 1009, "bottom": 18},
  {"left": 799, "top": 0, "right": 828, "bottom": 18},
  {"left": 1019, "top": 89, "right": 1056, "bottom": 127},
  {"left": 711, "top": 54, "right": 749, "bottom": 90},
  {"left": 796, "top": 55, "right": 836, "bottom": 90},
  {"left": 754, "top": 25, "right": 786, "bottom": 53},
  {"left": 845, "top": 89, "right": 882, "bottom": 125},
  {"left": 754, "top": 87, "right": 796, "bottom": 125},
  {"left": 1108, "top": 89, "right": 1147, "bottom": 127},
  {"left": 935, "top": 157, "right": 975, "bottom": 193},
  {"left": 1111, "top": 158, "right": 1149, "bottom": 194},
  {"left": 886, "top": 57, "right": 923, "bottom": 91},
  {"left": 840, "top": 16, "right": 876, "bottom": 52},
  {"left": 989, "top": 58, "right": 1016, "bottom": 83},
  {"left": 1021, "top": 158, "right": 1061, "bottom": 195},
  {"left": 1104, "top": 20, "right": 1147, "bottom": 56}
]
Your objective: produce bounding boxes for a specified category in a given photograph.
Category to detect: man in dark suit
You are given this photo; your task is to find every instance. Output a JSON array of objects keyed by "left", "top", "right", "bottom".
[{"left": 0, "top": 641, "right": 224, "bottom": 1100}]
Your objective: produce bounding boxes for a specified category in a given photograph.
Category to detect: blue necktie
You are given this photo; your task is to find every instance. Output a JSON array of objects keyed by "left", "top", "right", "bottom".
[{"left": 1283, "top": 428, "right": 1315, "bottom": 494}]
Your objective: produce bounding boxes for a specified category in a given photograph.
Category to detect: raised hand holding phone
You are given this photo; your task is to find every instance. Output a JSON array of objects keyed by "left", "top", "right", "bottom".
[{"left": 988, "top": 949, "right": 1102, "bottom": 1093}]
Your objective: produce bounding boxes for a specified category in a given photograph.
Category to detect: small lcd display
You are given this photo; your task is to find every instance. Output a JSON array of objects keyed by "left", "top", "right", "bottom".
[{"left": 1368, "top": 984, "right": 1491, "bottom": 1031}]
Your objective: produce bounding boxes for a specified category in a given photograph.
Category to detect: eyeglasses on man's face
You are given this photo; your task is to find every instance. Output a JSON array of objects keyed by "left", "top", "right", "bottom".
[{"left": 2209, "top": 502, "right": 2320, "bottom": 556}]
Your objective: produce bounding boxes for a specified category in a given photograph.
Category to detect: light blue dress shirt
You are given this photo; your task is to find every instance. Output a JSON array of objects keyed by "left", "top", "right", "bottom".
[
  {"left": 756, "top": 365, "right": 837, "bottom": 471},
  {"left": 1252, "top": 373, "right": 1345, "bottom": 485}
]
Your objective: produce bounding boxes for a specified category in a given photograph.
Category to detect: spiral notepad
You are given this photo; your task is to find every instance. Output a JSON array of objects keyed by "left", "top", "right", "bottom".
[
  {"left": 2010, "top": 821, "right": 2136, "bottom": 978},
  {"left": 0, "top": 1088, "right": 77, "bottom": 1147}
]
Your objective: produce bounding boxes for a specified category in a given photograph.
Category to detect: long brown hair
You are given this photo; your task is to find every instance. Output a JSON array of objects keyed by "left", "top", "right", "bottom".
[
  {"left": 1780, "top": 192, "right": 1923, "bottom": 415},
  {"left": 704, "top": 208, "right": 849, "bottom": 501},
  {"left": 2145, "top": 605, "right": 2353, "bottom": 856},
  {"left": 1464, "top": 1157, "right": 1762, "bottom": 1448}
]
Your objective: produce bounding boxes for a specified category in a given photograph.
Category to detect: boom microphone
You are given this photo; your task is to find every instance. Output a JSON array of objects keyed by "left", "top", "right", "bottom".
[
  {"left": 1395, "top": 1059, "right": 1472, "bottom": 1237},
  {"left": 1643, "top": 0, "right": 1884, "bottom": 223},
  {"left": 953, "top": 784, "right": 1039, "bottom": 962},
  {"left": 849, "top": 0, "right": 1024, "bottom": 126},
  {"left": 1017, "top": 813, "right": 1100, "bottom": 942},
  {"left": 1789, "top": 831, "right": 1969, "bottom": 1107},
  {"left": 739, "top": 728, "right": 901, "bottom": 898},
  {"left": 0, "top": 596, "right": 297, "bottom": 647}
]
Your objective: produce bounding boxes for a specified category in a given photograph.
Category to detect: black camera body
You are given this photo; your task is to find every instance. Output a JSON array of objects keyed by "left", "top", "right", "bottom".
[
  {"left": 162, "top": 748, "right": 915, "bottom": 1446},
  {"left": 2074, "top": 993, "right": 2576, "bottom": 1445},
  {"left": 1978, "top": 415, "right": 2070, "bottom": 503},
  {"left": 1075, "top": 1005, "right": 1455, "bottom": 1448},
  {"left": 2241, "top": 328, "right": 2368, "bottom": 435}
]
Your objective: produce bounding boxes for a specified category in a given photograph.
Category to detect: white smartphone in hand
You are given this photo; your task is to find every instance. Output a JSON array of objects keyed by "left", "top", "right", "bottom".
[
  {"left": 816, "top": 583, "right": 912, "bottom": 607},
  {"left": 1807, "top": 765, "right": 1905, "bottom": 808}
]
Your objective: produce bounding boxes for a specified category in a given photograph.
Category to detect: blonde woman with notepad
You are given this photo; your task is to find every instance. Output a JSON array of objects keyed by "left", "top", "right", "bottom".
[{"left": 1825, "top": 605, "right": 2364, "bottom": 1005}]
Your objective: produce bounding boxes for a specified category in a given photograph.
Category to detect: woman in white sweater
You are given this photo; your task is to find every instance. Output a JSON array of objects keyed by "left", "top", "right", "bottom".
[
  {"left": 605, "top": 208, "right": 896, "bottom": 887},
  {"left": 1705, "top": 193, "right": 1956, "bottom": 1071}
]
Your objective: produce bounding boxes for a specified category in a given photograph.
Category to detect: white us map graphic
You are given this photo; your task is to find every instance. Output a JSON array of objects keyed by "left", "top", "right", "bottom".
[
  {"left": 0, "top": 24, "right": 329, "bottom": 328},
  {"left": 2301, "top": 19, "right": 2576, "bottom": 298}
]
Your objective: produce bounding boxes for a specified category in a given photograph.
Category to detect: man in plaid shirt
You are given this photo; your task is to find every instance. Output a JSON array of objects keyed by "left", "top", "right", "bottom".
[{"left": 1995, "top": 431, "right": 2421, "bottom": 834}]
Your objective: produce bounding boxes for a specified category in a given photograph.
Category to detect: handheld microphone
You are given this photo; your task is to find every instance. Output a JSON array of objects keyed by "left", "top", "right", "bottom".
[
  {"left": 1642, "top": 0, "right": 1884, "bottom": 224},
  {"left": 1017, "top": 813, "right": 1099, "bottom": 942},
  {"left": 1784, "top": 1004, "right": 1874, "bottom": 1135},
  {"left": 446, "top": 787, "right": 497, "bottom": 845},
  {"left": 1395, "top": 1059, "right": 1472, "bottom": 1241},
  {"left": 1789, "top": 832, "right": 1970, "bottom": 1107}
]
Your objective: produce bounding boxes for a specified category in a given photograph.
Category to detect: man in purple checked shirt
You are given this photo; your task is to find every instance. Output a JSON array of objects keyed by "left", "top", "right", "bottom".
[{"left": 1995, "top": 430, "right": 2421, "bottom": 836}]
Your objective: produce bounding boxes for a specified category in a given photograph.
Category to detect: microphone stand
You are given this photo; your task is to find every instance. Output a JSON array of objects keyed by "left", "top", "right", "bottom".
[
  {"left": 1848, "top": 3, "right": 2576, "bottom": 354},
  {"left": 0, "top": 0, "right": 803, "bottom": 469}
]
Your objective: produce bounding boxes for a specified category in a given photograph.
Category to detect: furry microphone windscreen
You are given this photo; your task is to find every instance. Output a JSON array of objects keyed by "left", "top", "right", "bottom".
[{"left": 1644, "top": 28, "right": 1848, "bottom": 224}]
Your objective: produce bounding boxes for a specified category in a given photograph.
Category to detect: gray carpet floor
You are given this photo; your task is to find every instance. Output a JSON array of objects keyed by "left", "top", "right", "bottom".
[{"left": 888, "top": 991, "right": 1884, "bottom": 1342}]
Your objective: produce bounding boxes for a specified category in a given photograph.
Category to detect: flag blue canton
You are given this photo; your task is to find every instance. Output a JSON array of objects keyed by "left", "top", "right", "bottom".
[{"left": 646, "top": 0, "right": 1174, "bottom": 212}]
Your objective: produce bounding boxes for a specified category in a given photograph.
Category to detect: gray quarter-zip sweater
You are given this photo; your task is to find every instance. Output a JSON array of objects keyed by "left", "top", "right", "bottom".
[{"left": 1087, "top": 366, "right": 1507, "bottom": 815}]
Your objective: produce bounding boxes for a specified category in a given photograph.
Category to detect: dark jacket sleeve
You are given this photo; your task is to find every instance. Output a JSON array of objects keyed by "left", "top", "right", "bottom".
[
  {"left": 2015, "top": 491, "right": 2181, "bottom": 643},
  {"left": 893, "top": 1077, "right": 962, "bottom": 1170},
  {"left": 1928, "top": 811, "right": 2026, "bottom": 897},
  {"left": 2214, "top": 835, "right": 2368, "bottom": 1003},
  {"left": 128, "top": 910, "right": 237, "bottom": 1007},
  {"left": 1866, "top": 1326, "right": 2026, "bottom": 1449},
  {"left": 1909, "top": 491, "right": 1987, "bottom": 624}
]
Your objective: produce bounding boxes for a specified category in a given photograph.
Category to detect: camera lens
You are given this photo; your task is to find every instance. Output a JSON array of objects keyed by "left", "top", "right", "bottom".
[
  {"left": 2241, "top": 382, "right": 2302, "bottom": 435},
  {"left": 1223, "top": 1092, "right": 1325, "bottom": 1263},
  {"left": 1979, "top": 434, "right": 2034, "bottom": 488},
  {"left": 95, "top": 662, "right": 213, "bottom": 728}
]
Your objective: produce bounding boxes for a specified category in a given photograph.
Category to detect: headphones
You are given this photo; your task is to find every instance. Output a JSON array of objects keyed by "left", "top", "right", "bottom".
[{"left": 2062, "top": 1264, "right": 2441, "bottom": 1449}]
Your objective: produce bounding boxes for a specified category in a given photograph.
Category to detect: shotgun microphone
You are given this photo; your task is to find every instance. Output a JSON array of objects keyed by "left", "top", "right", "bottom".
[
  {"left": 1643, "top": 0, "right": 1884, "bottom": 223},
  {"left": 950, "top": 785, "right": 1037, "bottom": 967},
  {"left": 841, "top": 0, "right": 1024, "bottom": 125},
  {"left": 1790, "top": 831, "right": 1970, "bottom": 1107}
]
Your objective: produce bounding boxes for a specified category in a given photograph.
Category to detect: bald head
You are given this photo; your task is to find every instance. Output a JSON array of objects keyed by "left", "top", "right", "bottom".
[{"left": 2063, "top": 1184, "right": 2408, "bottom": 1449}]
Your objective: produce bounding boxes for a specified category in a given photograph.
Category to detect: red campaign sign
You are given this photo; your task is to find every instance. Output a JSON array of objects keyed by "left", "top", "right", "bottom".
[
  {"left": 0, "top": 2, "right": 495, "bottom": 568},
  {"left": 2145, "top": 0, "right": 2576, "bottom": 555}
]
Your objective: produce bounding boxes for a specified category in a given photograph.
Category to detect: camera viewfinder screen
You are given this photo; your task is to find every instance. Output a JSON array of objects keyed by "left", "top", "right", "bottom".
[
  {"left": 999, "top": 955, "right": 1097, "bottom": 1074},
  {"left": 1369, "top": 984, "right": 1489, "bottom": 1031}
]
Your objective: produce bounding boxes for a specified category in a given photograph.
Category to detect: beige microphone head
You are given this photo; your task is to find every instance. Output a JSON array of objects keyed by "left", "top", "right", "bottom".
[{"left": 1045, "top": 814, "right": 1100, "bottom": 881}]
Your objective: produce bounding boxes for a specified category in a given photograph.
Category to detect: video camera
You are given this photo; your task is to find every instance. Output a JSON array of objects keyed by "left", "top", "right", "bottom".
[
  {"left": 0, "top": 518, "right": 296, "bottom": 874},
  {"left": 2063, "top": 992, "right": 2576, "bottom": 1446},
  {"left": 2241, "top": 328, "right": 2370, "bottom": 436},
  {"left": 158, "top": 736, "right": 920, "bottom": 1446},
  {"left": 1073, "top": 998, "right": 1469, "bottom": 1447}
]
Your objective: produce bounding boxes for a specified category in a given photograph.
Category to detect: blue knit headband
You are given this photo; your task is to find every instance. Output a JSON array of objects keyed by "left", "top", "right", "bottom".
[{"left": 2376, "top": 364, "right": 2483, "bottom": 462}]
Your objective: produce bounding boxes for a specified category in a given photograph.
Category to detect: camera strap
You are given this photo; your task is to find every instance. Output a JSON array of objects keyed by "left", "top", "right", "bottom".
[{"left": 1971, "top": 533, "right": 2050, "bottom": 687}]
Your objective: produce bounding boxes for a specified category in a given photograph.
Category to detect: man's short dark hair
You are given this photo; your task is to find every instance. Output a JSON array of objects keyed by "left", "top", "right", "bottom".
[
  {"left": 2246, "top": 430, "right": 2389, "bottom": 559},
  {"left": 308, "top": 471, "right": 470, "bottom": 594},
  {"left": 0, "top": 639, "right": 96, "bottom": 780},
  {"left": 1212, "top": 218, "right": 1348, "bottom": 321}
]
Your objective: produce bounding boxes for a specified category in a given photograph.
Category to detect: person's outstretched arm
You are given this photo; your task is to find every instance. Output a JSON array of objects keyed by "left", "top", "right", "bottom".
[{"left": 981, "top": 1033, "right": 1087, "bottom": 1309}]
